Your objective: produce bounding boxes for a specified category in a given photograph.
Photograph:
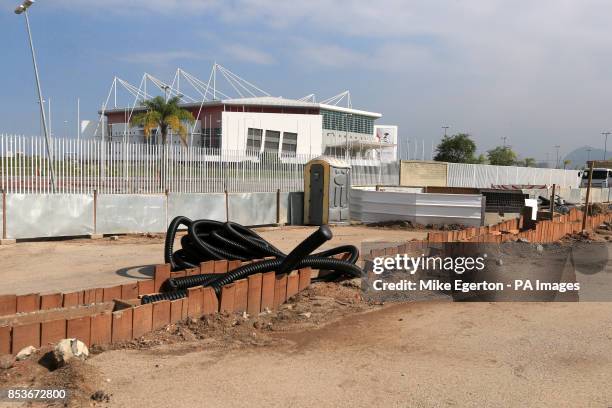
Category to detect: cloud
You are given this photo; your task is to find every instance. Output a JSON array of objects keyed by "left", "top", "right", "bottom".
[
  {"left": 222, "top": 44, "right": 274, "bottom": 65},
  {"left": 117, "top": 50, "right": 205, "bottom": 65}
]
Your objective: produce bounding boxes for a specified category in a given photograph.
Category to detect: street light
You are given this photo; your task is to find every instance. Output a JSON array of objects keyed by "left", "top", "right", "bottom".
[
  {"left": 602, "top": 131, "right": 611, "bottom": 161},
  {"left": 15, "top": 0, "right": 56, "bottom": 191}
]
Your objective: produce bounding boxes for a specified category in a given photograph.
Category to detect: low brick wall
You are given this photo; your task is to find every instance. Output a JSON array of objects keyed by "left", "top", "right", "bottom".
[{"left": 0, "top": 260, "right": 312, "bottom": 355}]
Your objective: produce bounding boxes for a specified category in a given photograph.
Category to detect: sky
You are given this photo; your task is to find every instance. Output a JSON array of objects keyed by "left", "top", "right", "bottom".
[{"left": 1, "top": 0, "right": 612, "bottom": 162}]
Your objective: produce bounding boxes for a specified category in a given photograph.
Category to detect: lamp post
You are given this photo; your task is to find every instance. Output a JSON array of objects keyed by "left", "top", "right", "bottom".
[
  {"left": 554, "top": 145, "right": 561, "bottom": 169},
  {"left": 15, "top": 0, "right": 56, "bottom": 191},
  {"left": 602, "top": 131, "right": 611, "bottom": 161}
]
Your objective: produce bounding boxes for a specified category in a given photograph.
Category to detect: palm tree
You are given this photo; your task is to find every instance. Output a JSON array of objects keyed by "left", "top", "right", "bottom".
[
  {"left": 130, "top": 96, "right": 195, "bottom": 189},
  {"left": 131, "top": 96, "right": 195, "bottom": 145}
]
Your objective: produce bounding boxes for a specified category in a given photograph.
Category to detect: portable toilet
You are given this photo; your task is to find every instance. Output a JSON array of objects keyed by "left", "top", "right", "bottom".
[{"left": 304, "top": 157, "right": 351, "bottom": 225}]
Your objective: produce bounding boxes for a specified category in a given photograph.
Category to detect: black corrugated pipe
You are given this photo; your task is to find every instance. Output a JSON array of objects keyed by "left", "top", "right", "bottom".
[{"left": 150, "top": 217, "right": 362, "bottom": 303}]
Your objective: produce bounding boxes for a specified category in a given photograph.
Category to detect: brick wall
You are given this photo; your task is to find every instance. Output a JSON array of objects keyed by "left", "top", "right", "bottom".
[{"left": 0, "top": 260, "right": 313, "bottom": 355}]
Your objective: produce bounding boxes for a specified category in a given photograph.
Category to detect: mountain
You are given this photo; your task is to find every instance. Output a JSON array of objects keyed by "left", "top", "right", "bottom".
[{"left": 563, "top": 146, "right": 609, "bottom": 169}]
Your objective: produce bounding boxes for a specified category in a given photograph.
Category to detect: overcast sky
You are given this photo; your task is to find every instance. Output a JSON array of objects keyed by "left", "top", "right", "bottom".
[{"left": 1, "top": 0, "right": 612, "bottom": 161}]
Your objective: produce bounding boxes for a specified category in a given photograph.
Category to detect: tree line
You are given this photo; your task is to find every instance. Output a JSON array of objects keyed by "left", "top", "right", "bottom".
[{"left": 432, "top": 133, "right": 570, "bottom": 168}]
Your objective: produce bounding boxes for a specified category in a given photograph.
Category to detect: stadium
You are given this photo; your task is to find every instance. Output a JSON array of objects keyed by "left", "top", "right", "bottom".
[{"left": 98, "top": 64, "right": 397, "bottom": 161}]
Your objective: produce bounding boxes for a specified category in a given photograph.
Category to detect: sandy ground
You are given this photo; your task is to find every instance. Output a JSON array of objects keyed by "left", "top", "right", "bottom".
[
  {"left": 2, "top": 282, "right": 611, "bottom": 408},
  {"left": 0, "top": 225, "right": 428, "bottom": 295},
  {"left": 91, "top": 302, "right": 612, "bottom": 408}
]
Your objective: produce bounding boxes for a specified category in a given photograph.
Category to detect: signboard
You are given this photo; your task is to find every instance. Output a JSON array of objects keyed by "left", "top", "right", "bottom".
[{"left": 375, "top": 125, "right": 398, "bottom": 162}]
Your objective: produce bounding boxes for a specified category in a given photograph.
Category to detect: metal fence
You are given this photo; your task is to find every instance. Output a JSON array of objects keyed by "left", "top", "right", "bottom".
[
  {"left": 447, "top": 163, "right": 581, "bottom": 188},
  {"left": 0, "top": 134, "right": 398, "bottom": 194}
]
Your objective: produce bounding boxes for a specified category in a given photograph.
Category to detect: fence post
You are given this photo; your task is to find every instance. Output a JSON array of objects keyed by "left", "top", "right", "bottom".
[
  {"left": 2, "top": 189, "right": 6, "bottom": 240},
  {"left": 93, "top": 189, "right": 98, "bottom": 235}
]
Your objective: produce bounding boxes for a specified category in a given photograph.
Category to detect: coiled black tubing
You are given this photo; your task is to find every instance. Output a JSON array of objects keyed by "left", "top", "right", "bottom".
[{"left": 142, "top": 217, "right": 361, "bottom": 304}]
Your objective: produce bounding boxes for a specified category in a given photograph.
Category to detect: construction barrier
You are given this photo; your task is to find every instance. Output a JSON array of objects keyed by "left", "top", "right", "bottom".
[{"left": 0, "top": 261, "right": 313, "bottom": 355}]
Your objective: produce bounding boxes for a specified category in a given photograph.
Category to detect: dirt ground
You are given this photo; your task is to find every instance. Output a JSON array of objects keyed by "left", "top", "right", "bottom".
[
  {"left": 2, "top": 226, "right": 612, "bottom": 407},
  {"left": 1, "top": 282, "right": 611, "bottom": 407},
  {"left": 0, "top": 225, "right": 428, "bottom": 296}
]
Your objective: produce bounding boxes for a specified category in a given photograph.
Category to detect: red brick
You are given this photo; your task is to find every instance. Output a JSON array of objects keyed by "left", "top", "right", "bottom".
[
  {"left": 233, "top": 279, "right": 248, "bottom": 313},
  {"left": 247, "top": 273, "right": 263, "bottom": 316},
  {"left": 16, "top": 293, "right": 40, "bottom": 313},
  {"left": 67, "top": 316, "right": 91, "bottom": 346},
  {"left": 187, "top": 286, "right": 203, "bottom": 318},
  {"left": 94, "top": 288, "right": 104, "bottom": 303},
  {"left": 103, "top": 285, "right": 122, "bottom": 302},
  {"left": 200, "top": 261, "right": 215, "bottom": 274},
  {"left": 170, "top": 299, "right": 183, "bottom": 323},
  {"left": 202, "top": 288, "right": 218, "bottom": 315},
  {"left": 228, "top": 260, "right": 242, "bottom": 271},
  {"left": 83, "top": 289, "right": 97, "bottom": 305},
  {"left": 12, "top": 323, "right": 40, "bottom": 352},
  {"left": 214, "top": 260, "right": 228, "bottom": 273},
  {"left": 90, "top": 313, "right": 112, "bottom": 346},
  {"left": 152, "top": 301, "right": 171, "bottom": 330},
  {"left": 40, "top": 293, "right": 62, "bottom": 310},
  {"left": 287, "top": 272, "right": 299, "bottom": 299},
  {"left": 170, "top": 271, "right": 186, "bottom": 279},
  {"left": 274, "top": 274, "right": 288, "bottom": 309},
  {"left": 154, "top": 264, "right": 171, "bottom": 293},
  {"left": 0, "top": 326, "right": 11, "bottom": 354},
  {"left": 219, "top": 284, "right": 236, "bottom": 313},
  {"left": 186, "top": 268, "right": 199, "bottom": 276},
  {"left": 0, "top": 295, "right": 17, "bottom": 316},
  {"left": 121, "top": 282, "right": 139, "bottom": 300},
  {"left": 260, "top": 272, "right": 275, "bottom": 312},
  {"left": 41, "top": 320, "right": 66, "bottom": 346},
  {"left": 111, "top": 308, "right": 133, "bottom": 343},
  {"left": 298, "top": 268, "right": 312, "bottom": 291},
  {"left": 62, "top": 292, "right": 80, "bottom": 308},
  {"left": 181, "top": 298, "right": 189, "bottom": 320},
  {"left": 138, "top": 279, "right": 155, "bottom": 296},
  {"left": 132, "top": 304, "right": 153, "bottom": 338}
]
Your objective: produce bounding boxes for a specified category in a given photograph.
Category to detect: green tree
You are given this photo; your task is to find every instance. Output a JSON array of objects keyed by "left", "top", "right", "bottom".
[
  {"left": 131, "top": 96, "right": 195, "bottom": 145},
  {"left": 522, "top": 157, "right": 536, "bottom": 167},
  {"left": 434, "top": 133, "right": 478, "bottom": 163},
  {"left": 487, "top": 146, "right": 517, "bottom": 166},
  {"left": 563, "top": 159, "right": 571, "bottom": 169}
]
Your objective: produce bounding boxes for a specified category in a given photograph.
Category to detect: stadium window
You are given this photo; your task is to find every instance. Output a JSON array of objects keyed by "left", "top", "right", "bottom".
[
  {"left": 201, "top": 128, "right": 221, "bottom": 149},
  {"left": 247, "top": 128, "right": 263, "bottom": 154},
  {"left": 281, "top": 132, "right": 298, "bottom": 156},
  {"left": 264, "top": 130, "right": 280, "bottom": 153}
]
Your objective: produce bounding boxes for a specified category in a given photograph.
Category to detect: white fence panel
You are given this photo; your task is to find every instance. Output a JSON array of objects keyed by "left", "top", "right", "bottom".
[
  {"left": 96, "top": 194, "right": 166, "bottom": 234},
  {"left": 5, "top": 194, "right": 94, "bottom": 239},
  {"left": 227, "top": 192, "right": 277, "bottom": 226},
  {"left": 167, "top": 193, "right": 226, "bottom": 223},
  {"left": 448, "top": 163, "right": 580, "bottom": 188}
]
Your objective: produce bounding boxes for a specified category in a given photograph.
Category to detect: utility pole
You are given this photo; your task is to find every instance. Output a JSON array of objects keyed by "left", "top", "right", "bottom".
[
  {"left": 586, "top": 147, "right": 592, "bottom": 163},
  {"left": 442, "top": 126, "right": 449, "bottom": 137},
  {"left": 501, "top": 136, "right": 508, "bottom": 147},
  {"left": 15, "top": 0, "right": 56, "bottom": 191},
  {"left": 554, "top": 145, "right": 561, "bottom": 169},
  {"left": 77, "top": 98, "right": 80, "bottom": 140},
  {"left": 602, "top": 131, "right": 611, "bottom": 160}
]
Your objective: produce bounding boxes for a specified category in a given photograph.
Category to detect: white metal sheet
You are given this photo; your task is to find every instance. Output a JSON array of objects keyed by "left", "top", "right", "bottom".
[
  {"left": 6, "top": 194, "right": 94, "bottom": 239},
  {"left": 228, "top": 192, "right": 277, "bottom": 226},
  {"left": 96, "top": 194, "right": 166, "bottom": 234},
  {"left": 167, "top": 193, "right": 226, "bottom": 223},
  {"left": 350, "top": 188, "right": 482, "bottom": 226}
]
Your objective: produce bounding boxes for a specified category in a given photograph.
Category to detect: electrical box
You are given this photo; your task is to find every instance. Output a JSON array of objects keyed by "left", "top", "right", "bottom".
[{"left": 304, "top": 157, "right": 351, "bottom": 225}]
